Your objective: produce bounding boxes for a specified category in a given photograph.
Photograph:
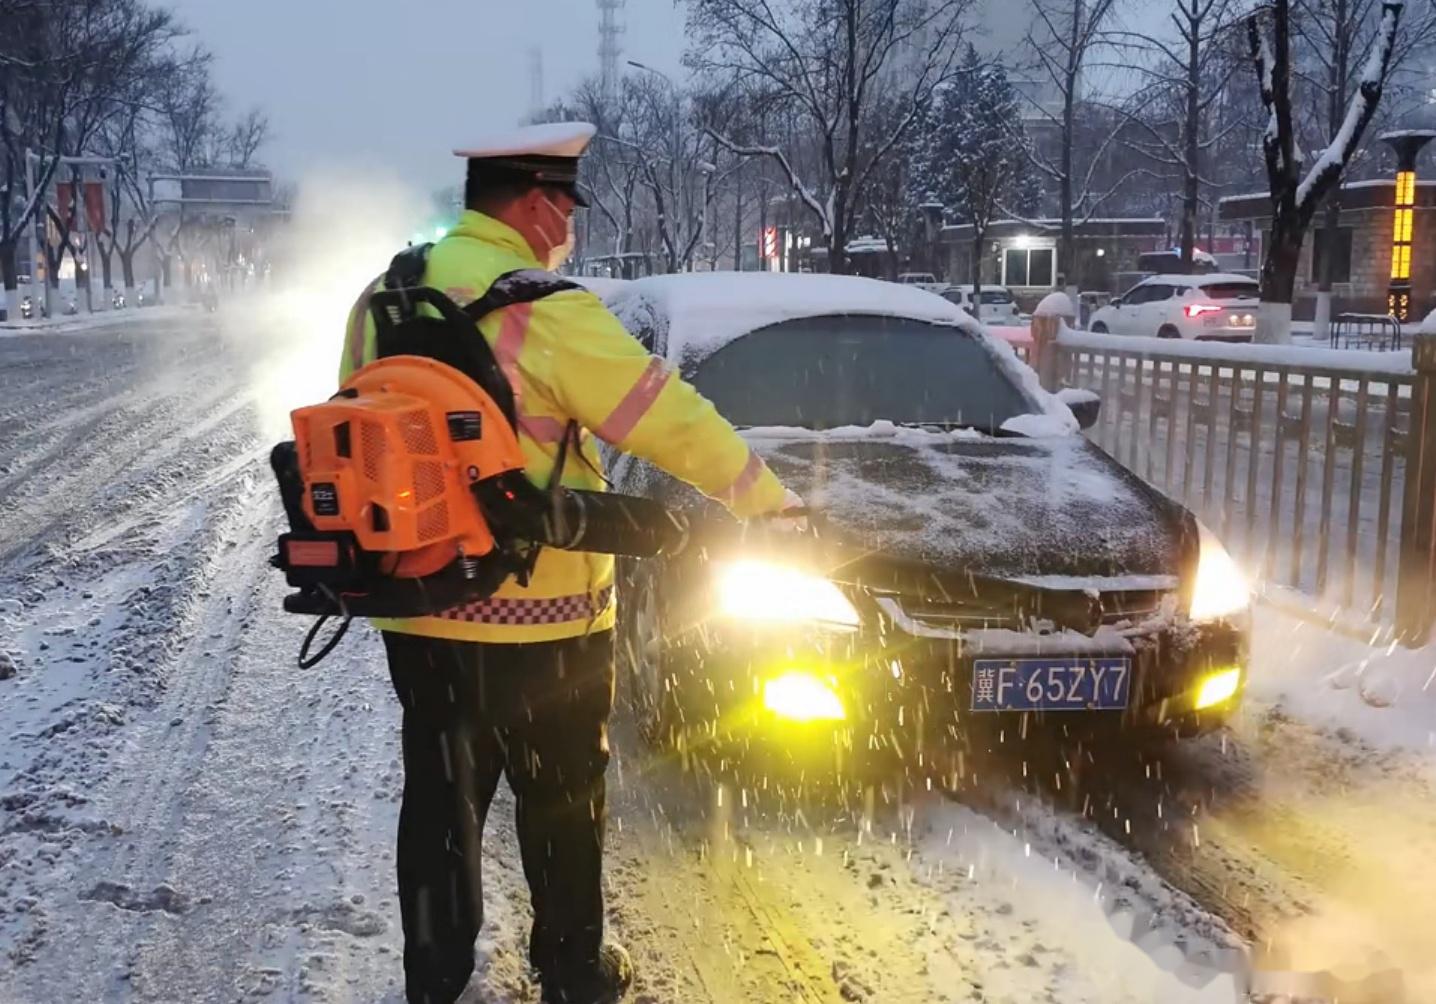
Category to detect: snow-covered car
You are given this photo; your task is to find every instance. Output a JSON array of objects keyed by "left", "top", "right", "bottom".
[
  {"left": 600, "top": 273, "right": 1250, "bottom": 775},
  {"left": 936, "top": 283, "right": 1022, "bottom": 324},
  {"left": 1087, "top": 274, "right": 1259, "bottom": 341}
]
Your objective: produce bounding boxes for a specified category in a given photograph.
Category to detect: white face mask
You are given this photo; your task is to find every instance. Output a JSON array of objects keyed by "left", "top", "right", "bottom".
[{"left": 536, "top": 193, "right": 576, "bottom": 269}]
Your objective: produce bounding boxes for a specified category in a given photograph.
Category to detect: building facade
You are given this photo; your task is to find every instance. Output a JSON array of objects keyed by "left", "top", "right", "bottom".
[
  {"left": 940, "top": 217, "right": 1167, "bottom": 306},
  {"left": 1218, "top": 179, "right": 1436, "bottom": 320}
]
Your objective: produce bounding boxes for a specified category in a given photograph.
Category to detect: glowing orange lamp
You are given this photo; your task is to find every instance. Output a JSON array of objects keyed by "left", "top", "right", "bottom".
[{"left": 1381, "top": 130, "right": 1436, "bottom": 322}]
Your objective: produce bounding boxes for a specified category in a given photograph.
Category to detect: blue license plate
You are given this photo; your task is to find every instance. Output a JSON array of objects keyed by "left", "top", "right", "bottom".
[{"left": 970, "top": 658, "right": 1131, "bottom": 712}]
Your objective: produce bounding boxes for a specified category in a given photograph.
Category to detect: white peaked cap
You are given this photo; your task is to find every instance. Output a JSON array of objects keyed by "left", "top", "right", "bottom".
[{"left": 453, "top": 122, "right": 598, "bottom": 161}]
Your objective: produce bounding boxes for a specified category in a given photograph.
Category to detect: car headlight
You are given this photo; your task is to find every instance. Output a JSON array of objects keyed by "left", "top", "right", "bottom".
[
  {"left": 715, "top": 560, "right": 860, "bottom": 629},
  {"left": 1189, "top": 523, "right": 1250, "bottom": 622}
]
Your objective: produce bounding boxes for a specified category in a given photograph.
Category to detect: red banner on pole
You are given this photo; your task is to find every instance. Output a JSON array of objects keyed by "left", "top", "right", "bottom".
[
  {"left": 54, "top": 182, "right": 75, "bottom": 232},
  {"left": 84, "top": 182, "right": 106, "bottom": 235}
]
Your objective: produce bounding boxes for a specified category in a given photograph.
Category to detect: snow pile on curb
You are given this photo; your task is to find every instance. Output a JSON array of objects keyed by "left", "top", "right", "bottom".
[
  {"left": 1033, "top": 291, "right": 1075, "bottom": 318},
  {"left": 1059, "top": 326, "right": 1414, "bottom": 376},
  {"left": 1250, "top": 604, "right": 1436, "bottom": 759}
]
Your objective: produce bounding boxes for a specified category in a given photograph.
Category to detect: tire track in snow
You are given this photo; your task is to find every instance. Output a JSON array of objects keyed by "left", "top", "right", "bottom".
[{"left": 9, "top": 480, "right": 278, "bottom": 1002}]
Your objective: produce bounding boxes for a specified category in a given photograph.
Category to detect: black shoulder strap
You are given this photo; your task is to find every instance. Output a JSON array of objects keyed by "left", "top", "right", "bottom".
[
  {"left": 461, "top": 269, "right": 582, "bottom": 323},
  {"left": 366, "top": 252, "right": 583, "bottom": 433}
]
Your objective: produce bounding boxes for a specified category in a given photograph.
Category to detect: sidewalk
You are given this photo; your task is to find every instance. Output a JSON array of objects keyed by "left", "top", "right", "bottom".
[
  {"left": 0, "top": 304, "right": 195, "bottom": 335},
  {"left": 1250, "top": 600, "right": 1436, "bottom": 760}
]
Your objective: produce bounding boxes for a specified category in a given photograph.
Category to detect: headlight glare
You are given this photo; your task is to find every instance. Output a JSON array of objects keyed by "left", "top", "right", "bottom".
[
  {"left": 763, "top": 671, "right": 846, "bottom": 722},
  {"left": 716, "top": 561, "right": 860, "bottom": 628},
  {"left": 1188, "top": 524, "right": 1250, "bottom": 622}
]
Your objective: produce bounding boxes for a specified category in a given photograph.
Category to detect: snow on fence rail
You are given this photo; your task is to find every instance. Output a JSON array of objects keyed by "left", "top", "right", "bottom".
[{"left": 1038, "top": 324, "right": 1436, "bottom": 643}]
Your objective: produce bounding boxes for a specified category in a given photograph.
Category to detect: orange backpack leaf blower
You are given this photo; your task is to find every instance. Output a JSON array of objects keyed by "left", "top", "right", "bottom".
[{"left": 268, "top": 247, "right": 700, "bottom": 665}]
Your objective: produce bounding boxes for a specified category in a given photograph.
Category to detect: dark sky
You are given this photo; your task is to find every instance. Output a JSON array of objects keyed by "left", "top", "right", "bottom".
[{"left": 167, "top": 0, "right": 686, "bottom": 193}]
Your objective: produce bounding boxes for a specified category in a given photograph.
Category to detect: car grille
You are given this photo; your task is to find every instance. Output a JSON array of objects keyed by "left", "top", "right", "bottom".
[{"left": 875, "top": 587, "right": 1173, "bottom": 639}]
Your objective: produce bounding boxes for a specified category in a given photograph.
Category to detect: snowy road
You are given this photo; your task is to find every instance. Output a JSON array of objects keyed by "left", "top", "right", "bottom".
[{"left": 1, "top": 310, "right": 1431, "bottom": 1003}]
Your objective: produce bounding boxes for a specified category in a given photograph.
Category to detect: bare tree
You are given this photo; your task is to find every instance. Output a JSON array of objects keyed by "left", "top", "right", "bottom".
[
  {"left": 1247, "top": 0, "right": 1401, "bottom": 342},
  {"left": 1104, "top": 0, "right": 1243, "bottom": 272},
  {"left": 689, "top": 0, "right": 971, "bottom": 274},
  {"left": 154, "top": 49, "right": 220, "bottom": 287},
  {"left": 1022, "top": 0, "right": 1126, "bottom": 296},
  {"left": 1294, "top": 0, "right": 1436, "bottom": 340},
  {"left": 0, "top": 0, "right": 182, "bottom": 316},
  {"left": 628, "top": 74, "right": 707, "bottom": 272},
  {"left": 227, "top": 106, "right": 270, "bottom": 169},
  {"left": 544, "top": 80, "right": 652, "bottom": 272}
]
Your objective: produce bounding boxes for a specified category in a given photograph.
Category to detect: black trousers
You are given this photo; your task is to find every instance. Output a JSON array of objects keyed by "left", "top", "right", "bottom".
[{"left": 382, "top": 629, "right": 616, "bottom": 1004}]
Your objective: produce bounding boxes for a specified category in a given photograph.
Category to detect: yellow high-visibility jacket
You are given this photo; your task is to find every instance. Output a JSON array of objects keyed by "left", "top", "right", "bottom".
[{"left": 339, "top": 210, "right": 787, "bottom": 643}]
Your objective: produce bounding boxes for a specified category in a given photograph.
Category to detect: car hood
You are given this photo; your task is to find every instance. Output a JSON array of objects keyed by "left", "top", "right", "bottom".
[{"left": 742, "top": 428, "right": 1192, "bottom": 581}]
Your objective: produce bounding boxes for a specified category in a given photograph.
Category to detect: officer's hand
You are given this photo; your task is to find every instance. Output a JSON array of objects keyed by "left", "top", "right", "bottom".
[{"left": 770, "top": 489, "right": 810, "bottom": 533}]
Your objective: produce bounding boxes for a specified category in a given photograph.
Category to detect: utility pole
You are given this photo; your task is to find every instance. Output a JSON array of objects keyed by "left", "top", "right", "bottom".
[
  {"left": 25, "top": 149, "right": 45, "bottom": 312},
  {"left": 597, "top": 0, "right": 625, "bottom": 101},
  {"left": 529, "top": 47, "right": 545, "bottom": 122}
]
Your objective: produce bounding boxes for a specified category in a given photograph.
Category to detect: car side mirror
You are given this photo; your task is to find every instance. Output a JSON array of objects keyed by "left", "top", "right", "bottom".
[
  {"left": 1057, "top": 388, "right": 1102, "bottom": 430},
  {"left": 1109, "top": 296, "right": 1123, "bottom": 308}
]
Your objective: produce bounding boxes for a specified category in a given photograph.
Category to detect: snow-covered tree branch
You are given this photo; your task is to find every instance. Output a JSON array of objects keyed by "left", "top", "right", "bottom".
[{"left": 1247, "top": 0, "right": 1401, "bottom": 342}]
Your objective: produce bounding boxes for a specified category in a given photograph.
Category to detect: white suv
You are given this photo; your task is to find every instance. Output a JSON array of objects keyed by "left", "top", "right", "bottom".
[
  {"left": 1088, "top": 274, "right": 1259, "bottom": 341},
  {"left": 936, "top": 284, "right": 1022, "bottom": 324}
]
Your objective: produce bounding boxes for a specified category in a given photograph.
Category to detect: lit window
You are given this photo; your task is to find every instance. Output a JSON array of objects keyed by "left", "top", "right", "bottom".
[{"left": 1003, "top": 246, "right": 1055, "bottom": 287}]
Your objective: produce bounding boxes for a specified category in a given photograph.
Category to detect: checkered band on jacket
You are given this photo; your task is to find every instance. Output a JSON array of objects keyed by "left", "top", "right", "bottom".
[{"left": 438, "top": 587, "right": 615, "bottom": 626}]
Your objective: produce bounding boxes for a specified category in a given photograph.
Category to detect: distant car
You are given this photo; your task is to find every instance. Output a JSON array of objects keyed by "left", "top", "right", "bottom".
[
  {"left": 897, "top": 272, "right": 938, "bottom": 286},
  {"left": 599, "top": 273, "right": 1250, "bottom": 777},
  {"left": 937, "top": 284, "right": 1023, "bottom": 324},
  {"left": 1088, "top": 274, "right": 1259, "bottom": 341},
  {"left": 1136, "top": 249, "right": 1219, "bottom": 275}
]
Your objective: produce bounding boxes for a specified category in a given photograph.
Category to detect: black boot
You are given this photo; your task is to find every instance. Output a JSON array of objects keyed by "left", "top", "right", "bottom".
[{"left": 541, "top": 943, "right": 634, "bottom": 1004}]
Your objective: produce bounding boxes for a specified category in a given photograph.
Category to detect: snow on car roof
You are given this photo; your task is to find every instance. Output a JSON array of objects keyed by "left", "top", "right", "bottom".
[
  {"left": 1139, "top": 272, "right": 1258, "bottom": 285},
  {"left": 601, "top": 271, "right": 1078, "bottom": 433},
  {"left": 603, "top": 272, "right": 975, "bottom": 363},
  {"left": 572, "top": 275, "right": 630, "bottom": 299}
]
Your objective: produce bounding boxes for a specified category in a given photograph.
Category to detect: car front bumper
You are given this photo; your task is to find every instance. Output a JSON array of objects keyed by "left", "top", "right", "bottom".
[{"left": 660, "top": 613, "right": 1249, "bottom": 756}]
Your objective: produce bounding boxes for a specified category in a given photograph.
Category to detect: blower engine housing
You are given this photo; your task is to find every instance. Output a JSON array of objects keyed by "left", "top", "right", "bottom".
[{"left": 290, "top": 354, "right": 523, "bottom": 579}]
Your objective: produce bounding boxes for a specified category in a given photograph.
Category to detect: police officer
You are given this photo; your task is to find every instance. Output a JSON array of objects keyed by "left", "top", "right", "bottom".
[{"left": 340, "top": 123, "right": 799, "bottom": 1004}]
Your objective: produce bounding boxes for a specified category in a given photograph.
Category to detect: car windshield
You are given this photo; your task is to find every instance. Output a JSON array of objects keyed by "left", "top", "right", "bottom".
[
  {"left": 690, "top": 314, "right": 1034, "bottom": 432},
  {"left": 978, "top": 290, "right": 1013, "bottom": 304},
  {"left": 1199, "top": 282, "right": 1259, "bottom": 300}
]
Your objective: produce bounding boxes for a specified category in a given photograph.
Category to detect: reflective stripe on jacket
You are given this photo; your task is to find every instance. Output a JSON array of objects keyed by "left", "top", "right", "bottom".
[{"left": 339, "top": 210, "right": 787, "bottom": 643}]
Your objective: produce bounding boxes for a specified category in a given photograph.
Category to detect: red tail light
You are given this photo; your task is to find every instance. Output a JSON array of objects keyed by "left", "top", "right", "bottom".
[{"left": 1185, "top": 303, "right": 1222, "bottom": 318}]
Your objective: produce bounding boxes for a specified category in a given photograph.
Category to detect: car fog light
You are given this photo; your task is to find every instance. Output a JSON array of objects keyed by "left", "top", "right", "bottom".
[
  {"left": 763, "top": 671, "right": 846, "bottom": 722},
  {"left": 1194, "top": 667, "right": 1242, "bottom": 710}
]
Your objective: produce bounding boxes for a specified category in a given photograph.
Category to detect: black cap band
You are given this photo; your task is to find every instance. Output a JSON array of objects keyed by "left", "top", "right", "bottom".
[{"left": 466, "top": 156, "right": 588, "bottom": 207}]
